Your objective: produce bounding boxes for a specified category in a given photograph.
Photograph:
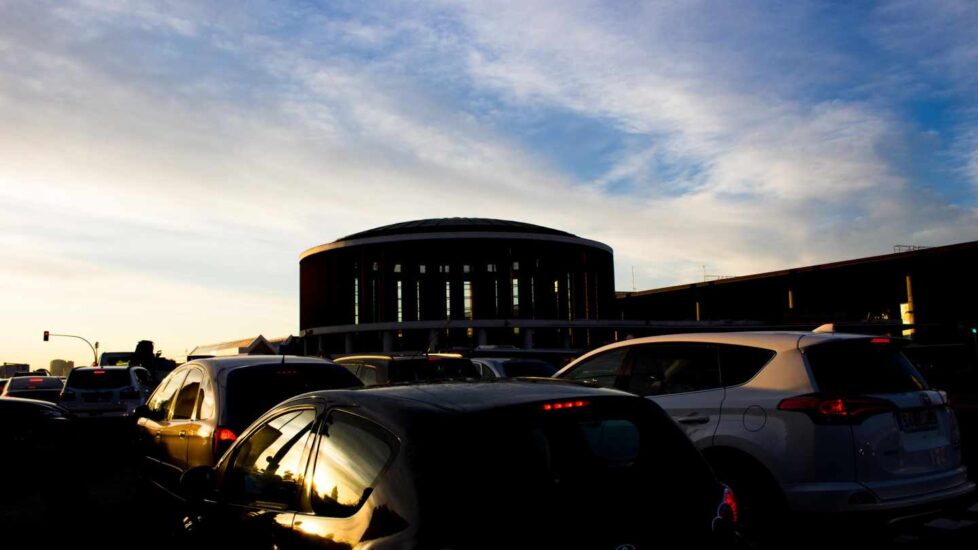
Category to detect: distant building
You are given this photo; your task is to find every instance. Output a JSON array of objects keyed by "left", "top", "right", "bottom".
[
  {"left": 617, "top": 240, "right": 978, "bottom": 344},
  {"left": 0, "top": 363, "right": 29, "bottom": 378},
  {"left": 188, "top": 335, "right": 297, "bottom": 359},
  {"left": 49, "top": 359, "right": 75, "bottom": 377},
  {"left": 299, "top": 218, "right": 616, "bottom": 355}
]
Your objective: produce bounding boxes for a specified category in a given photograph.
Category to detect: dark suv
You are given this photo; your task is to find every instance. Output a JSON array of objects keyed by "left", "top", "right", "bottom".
[
  {"left": 333, "top": 353, "right": 479, "bottom": 385},
  {"left": 179, "top": 380, "right": 740, "bottom": 548},
  {"left": 135, "top": 355, "right": 361, "bottom": 499}
]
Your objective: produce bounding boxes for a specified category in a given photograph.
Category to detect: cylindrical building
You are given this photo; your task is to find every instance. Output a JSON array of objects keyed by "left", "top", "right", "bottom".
[{"left": 300, "top": 218, "right": 615, "bottom": 354}]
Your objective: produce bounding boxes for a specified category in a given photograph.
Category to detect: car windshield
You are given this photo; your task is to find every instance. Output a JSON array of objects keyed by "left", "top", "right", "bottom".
[
  {"left": 67, "top": 369, "right": 131, "bottom": 389},
  {"left": 412, "top": 398, "right": 718, "bottom": 546},
  {"left": 225, "top": 363, "right": 361, "bottom": 430},
  {"left": 806, "top": 339, "right": 928, "bottom": 395},
  {"left": 388, "top": 358, "right": 478, "bottom": 383}
]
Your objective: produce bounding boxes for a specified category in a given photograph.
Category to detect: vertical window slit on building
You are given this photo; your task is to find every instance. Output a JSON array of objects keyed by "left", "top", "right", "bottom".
[
  {"left": 445, "top": 281, "right": 452, "bottom": 319},
  {"left": 463, "top": 281, "right": 473, "bottom": 320},
  {"left": 416, "top": 281, "right": 422, "bottom": 321},
  {"left": 553, "top": 279, "right": 560, "bottom": 318},
  {"left": 354, "top": 278, "right": 360, "bottom": 325},
  {"left": 494, "top": 279, "right": 500, "bottom": 316},
  {"left": 512, "top": 278, "right": 520, "bottom": 317},
  {"left": 397, "top": 280, "right": 403, "bottom": 323},
  {"left": 530, "top": 276, "right": 536, "bottom": 318},
  {"left": 567, "top": 273, "right": 573, "bottom": 321}
]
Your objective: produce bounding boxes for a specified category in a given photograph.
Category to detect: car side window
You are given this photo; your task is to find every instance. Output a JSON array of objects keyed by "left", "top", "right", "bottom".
[
  {"left": 718, "top": 345, "right": 776, "bottom": 387},
  {"left": 308, "top": 410, "right": 395, "bottom": 517},
  {"left": 195, "top": 375, "right": 215, "bottom": 420},
  {"left": 146, "top": 370, "right": 187, "bottom": 418},
  {"left": 358, "top": 365, "right": 377, "bottom": 385},
  {"left": 134, "top": 368, "right": 153, "bottom": 387},
  {"left": 224, "top": 408, "right": 317, "bottom": 510},
  {"left": 172, "top": 369, "right": 203, "bottom": 420},
  {"left": 628, "top": 344, "right": 720, "bottom": 395},
  {"left": 563, "top": 348, "right": 629, "bottom": 388}
]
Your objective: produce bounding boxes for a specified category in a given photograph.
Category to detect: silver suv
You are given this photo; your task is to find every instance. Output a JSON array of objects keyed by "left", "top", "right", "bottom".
[
  {"left": 554, "top": 331, "right": 974, "bottom": 537},
  {"left": 60, "top": 366, "right": 154, "bottom": 418}
]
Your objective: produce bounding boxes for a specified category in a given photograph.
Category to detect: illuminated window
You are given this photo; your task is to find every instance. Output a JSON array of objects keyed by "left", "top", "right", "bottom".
[
  {"left": 445, "top": 281, "right": 452, "bottom": 319},
  {"left": 513, "top": 261, "right": 520, "bottom": 271},
  {"left": 353, "top": 278, "right": 359, "bottom": 325},
  {"left": 419, "top": 264, "right": 426, "bottom": 274},
  {"left": 463, "top": 265, "right": 471, "bottom": 274},
  {"left": 440, "top": 265, "right": 450, "bottom": 274},
  {"left": 567, "top": 273, "right": 573, "bottom": 320},
  {"left": 397, "top": 281, "right": 403, "bottom": 323},
  {"left": 487, "top": 263, "right": 497, "bottom": 273},
  {"left": 463, "top": 281, "right": 473, "bottom": 320},
  {"left": 512, "top": 278, "right": 520, "bottom": 317},
  {"left": 394, "top": 264, "right": 402, "bottom": 273},
  {"left": 416, "top": 281, "right": 422, "bottom": 321},
  {"left": 554, "top": 279, "right": 560, "bottom": 317},
  {"left": 372, "top": 262, "right": 379, "bottom": 272}
]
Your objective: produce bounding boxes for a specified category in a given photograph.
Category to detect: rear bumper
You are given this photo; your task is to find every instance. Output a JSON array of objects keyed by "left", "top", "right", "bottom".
[{"left": 786, "top": 477, "right": 976, "bottom": 520}]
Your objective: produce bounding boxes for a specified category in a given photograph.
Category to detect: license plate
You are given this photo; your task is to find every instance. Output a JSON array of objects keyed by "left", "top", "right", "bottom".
[{"left": 897, "top": 409, "right": 938, "bottom": 432}]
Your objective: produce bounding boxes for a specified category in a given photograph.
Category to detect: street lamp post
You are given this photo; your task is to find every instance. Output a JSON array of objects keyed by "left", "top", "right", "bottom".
[{"left": 43, "top": 331, "right": 99, "bottom": 366}]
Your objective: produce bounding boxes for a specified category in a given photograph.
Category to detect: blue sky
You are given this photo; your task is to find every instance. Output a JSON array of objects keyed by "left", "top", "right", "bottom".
[{"left": 2, "top": 0, "right": 977, "bottom": 367}]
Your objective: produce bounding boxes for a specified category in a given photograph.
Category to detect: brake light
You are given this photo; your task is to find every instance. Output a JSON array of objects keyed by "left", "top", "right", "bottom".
[
  {"left": 719, "top": 486, "right": 739, "bottom": 524},
  {"left": 29, "top": 378, "right": 44, "bottom": 383},
  {"left": 93, "top": 370, "right": 106, "bottom": 375},
  {"left": 213, "top": 427, "right": 238, "bottom": 455},
  {"left": 542, "top": 400, "right": 589, "bottom": 411},
  {"left": 778, "top": 394, "right": 895, "bottom": 423},
  {"left": 870, "top": 337, "right": 891, "bottom": 344}
]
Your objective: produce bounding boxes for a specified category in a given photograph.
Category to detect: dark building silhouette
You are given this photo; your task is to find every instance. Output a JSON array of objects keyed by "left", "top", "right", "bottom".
[
  {"left": 300, "top": 218, "right": 615, "bottom": 354},
  {"left": 617, "top": 240, "right": 978, "bottom": 344}
]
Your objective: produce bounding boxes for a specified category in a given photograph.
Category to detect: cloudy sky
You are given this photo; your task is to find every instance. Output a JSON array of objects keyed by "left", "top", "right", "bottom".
[{"left": 2, "top": 0, "right": 977, "bottom": 367}]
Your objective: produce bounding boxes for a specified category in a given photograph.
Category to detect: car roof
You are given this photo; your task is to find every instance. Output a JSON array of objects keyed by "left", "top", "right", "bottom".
[
  {"left": 577, "top": 331, "right": 877, "bottom": 355},
  {"left": 335, "top": 353, "right": 467, "bottom": 362},
  {"left": 0, "top": 396, "right": 69, "bottom": 412},
  {"left": 179, "top": 354, "right": 339, "bottom": 377},
  {"left": 289, "top": 379, "right": 629, "bottom": 417}
]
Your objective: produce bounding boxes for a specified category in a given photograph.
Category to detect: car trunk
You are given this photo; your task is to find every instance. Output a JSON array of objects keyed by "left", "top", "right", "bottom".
[{"left": 804, "top": 338, "right": 965, "bottom": 502}]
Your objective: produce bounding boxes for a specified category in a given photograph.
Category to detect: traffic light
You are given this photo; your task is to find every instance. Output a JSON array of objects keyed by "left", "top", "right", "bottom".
[
  {"left": 43, "top": 330, "right": 49, "bottom": 342},
  {"left": 972, "top": 328, "right": 977, "bottom": 335}
]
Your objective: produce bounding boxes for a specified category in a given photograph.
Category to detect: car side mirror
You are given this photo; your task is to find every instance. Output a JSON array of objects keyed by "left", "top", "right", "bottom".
[
  {"left": 181, "top": 466, "right": 216, "bottom": 504},
  {"left": 133, "top": 405, "right": 150, "bottom": 419}
]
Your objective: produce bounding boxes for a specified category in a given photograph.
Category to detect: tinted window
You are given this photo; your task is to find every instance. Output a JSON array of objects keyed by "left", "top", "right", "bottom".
[
  {"left": 225, "top": 364, "right": 361, "bottom": 430},
  {"left": 499, "top": 360, "right": 558, "bottom": 378},
  {"left": 627, "top": 344, "right": 720, "bottom": 395},
  {"left": 224, "top": 409, "right": 317, "bottom": 509},
  {"left": 172, "top": 369, "right": 202, "bottom": 420},
  {"left": 309, "top": 411, "right": 395, "bottom": 517},
  {"left": 718, "top": 345, "right": 776, "bottom": 387},
  {"left": 358, "top": 365, "right": 377, "bottom": 385},
  {"left": 7, "top": 377, "right": 63, "bottom": 390},
  {"left": 806, "top": 340, "right": 927, "bottom": 394},
  {"left": 66, "top": 370, "right": 129, "bottom": 389},
  {"left": 416, "top": 399, "right": 719, "bottom": 546},
  {"left": 147, "top": 370, "right": 187, "bottom": 416},
  {"left": 196, "top": 376, "right": 215, "bottom": 420},
  {"left": 387, "top": 359, "right": 478, "bottom": 383},
  {"left": 563, "top": 348, "right": 629, "bottom": 388},
  {"left": 134, "top": 368, "right": 153, "bottom": 387}
]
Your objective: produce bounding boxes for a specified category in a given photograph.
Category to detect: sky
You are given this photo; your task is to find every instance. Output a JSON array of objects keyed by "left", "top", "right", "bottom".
[{"left": 2, "top": 0, "right": 977, "bottom": 368}]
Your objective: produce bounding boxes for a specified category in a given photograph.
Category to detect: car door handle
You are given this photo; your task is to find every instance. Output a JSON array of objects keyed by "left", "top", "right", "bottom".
[
  {"left": 178, "top": 431, "right": 187, "bottom": 438},
  {"left": 676, "top": 415, "right": 710, "bottom": 425}
]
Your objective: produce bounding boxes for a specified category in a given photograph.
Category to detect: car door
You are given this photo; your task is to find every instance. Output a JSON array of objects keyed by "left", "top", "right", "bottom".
[
  {"left": 161, "top": 368, "right": 204, "bottom": 482},
  {"left": 209, "top": 407, "right": 320, "bottom": 549},
  {"left": 138, "top": 368, "right": 187, "bottom": 491},
  {"left": 285, "top": 409, "right": 400, "bottom": 549},
  {"left": 623, "top": 343, "right": 724, "bottom": 448}
]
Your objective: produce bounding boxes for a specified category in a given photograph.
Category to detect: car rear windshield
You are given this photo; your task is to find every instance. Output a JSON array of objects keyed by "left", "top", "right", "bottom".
[
  {"left": 498, "top": 360, "right": 558, "bottom": 378},
  {"left": 388, "top": 358, "right": 478, "bottom": 383},
  {"left": 67, "top": 370, "right": 131, "bottom": 389},
  {"left": 805, "top": 339, "right": 928, "bottom": 395},
  {"left": 7, "top": 377, "right": 64, "bottom": 390},
  {"left": 414, "top": 398, "right": 718, "bottom": 545},
  {"left": 225, "top": 364, "right": 361, "bottom": 429}
]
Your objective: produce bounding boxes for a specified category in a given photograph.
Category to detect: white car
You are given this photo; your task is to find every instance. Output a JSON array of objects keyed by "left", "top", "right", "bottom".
[
  {"left": 554, "top": 331, "right": 974, "bottom": 538},
  {"left": 59, "top": 366, "right": 155, "bottom": 418}
]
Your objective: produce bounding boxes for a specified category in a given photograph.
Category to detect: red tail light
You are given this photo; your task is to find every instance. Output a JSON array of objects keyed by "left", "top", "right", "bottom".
[
  {"left": 213, "top": 427, "right": 238, "bottom": 455},
  {"left": 93, "top": 370, "right": 106, "bottom": 375},
  {"left": 542, "top": 400, "right": 589, "bottom": 411},
  {"left": 719, "top": 486, "right": 739, "bottom": 524},
  {"left": 778, "top": 394, "right": 895, "bottom": 423},
  {"left": 29, "top": 378, "right": 44, "bottom": 383}
]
